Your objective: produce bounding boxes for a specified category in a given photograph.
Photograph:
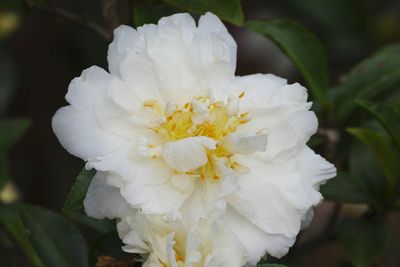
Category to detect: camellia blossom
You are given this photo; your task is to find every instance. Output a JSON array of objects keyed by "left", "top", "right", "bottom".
[
  {"left": 117, "top": 213, "right": 249, "bottom": 267},
  {"left": 52, "top": 12, "right": 336, "bottom": 265}
]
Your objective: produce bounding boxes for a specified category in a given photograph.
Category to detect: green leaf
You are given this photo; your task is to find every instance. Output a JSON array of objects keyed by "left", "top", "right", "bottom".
[
  {"left": 357, "top": 100, "right": 400, "bottom": 151},
  {"left": 67, "top": 211, "right": 115, "bottom": 234},
  {"left": 247, "top": 20, "right": 328, "bottom": 104},
  {"left": 320, "top": 172, "right": 373, "bottom": 204},
  {"left": 0, "top": 203, "right": 42, "bottom": 266},
  {"left": 0, "top": 119, "right": 31, "bottom": 150},
  {"left": 333, "top": 45, "right": 400, "bottom": 122},
  {"left": 162, "top": 0, "right": 244, "bottom": 26},
  {"left": 134, "top": 2, "right": 181, "bottom": 27},
  {"left": 89, "top": 231, "right": 132, "bottom": 267},
  {"left": 62, "top": 168, "right": 95, "bottom": 215},
  {"left": 19, "top": 205, "right": 88, "bottom": 267},
  {"left": 338, "top": 218, "right": 389, "bottom": 267},
  {"left": 62, "top": 169, "right": 115, "bottom": 233},
  {"left": 347, "top": 127, "right": 398, "bottom": 194}
]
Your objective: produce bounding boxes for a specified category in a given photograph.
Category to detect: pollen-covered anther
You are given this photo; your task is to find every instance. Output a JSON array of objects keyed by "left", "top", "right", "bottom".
[{"left": 154, "top": 95, "right": 251, "bottom": 180}]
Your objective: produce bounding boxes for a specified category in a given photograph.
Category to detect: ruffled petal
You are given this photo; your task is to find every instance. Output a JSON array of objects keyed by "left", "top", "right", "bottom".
[
  {"left": 52, "top": 105, "right": 125, "bottom": 160},
  {"left": 83, "top": 171, "right": 132, "bottom": 219},
  {"left": 52, "top": 66, "right": 130, "bottom": 160},
  {"left": 162, "top": 137, "right": 216, "bottom": 172},
  {"left": 222, "top": 206, "right": 296, "bottom": 263},
  {"left": 232, "top": 74, "right": 318, "bottom": 160},
  {"left": 112, "top": 13, "right": 237, "bottom": 104},
  {"left": 227, "top": 155, "right": 318, "bottom": 239}
]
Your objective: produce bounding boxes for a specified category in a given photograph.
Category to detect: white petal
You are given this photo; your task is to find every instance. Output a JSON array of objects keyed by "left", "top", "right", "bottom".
[
  {"left": 223, "top": 133, "right": 268, "bottom": 154},
  {"left": 88, "top": 145, "right": 194, "bottom": 214},
  {"left": 52, "top": 106, "right": 125, "bottom": 160},
  {"left": 232, "top": 75, "right": 318, "bottom": 160},
  {"left": 227, "top": 155, "right": 318, "bottom": 239},
  {"left": 195, "top": 219, "right": 248, "bottom": 267},
  {"left": 119, "top": 178, "right": 193, "bottom": 214},
  {"left": 108, "top": 25, "right": 140, "bottom": 77},
  {"left": 180, "top": 163, "right": 238, "bottom": 226},
  {"left": 230, "top": 73, "right": 287, "bottom": 106},
  {"left": 52, "top": 66, "right": 127, "bottom": 160},
  {"left": 88, "top": 144, "right": 171, "bottom": 186},
  {"left": 170, "top": 173, "right": 195, "bottom": 193},
  {"left": 297, "top": 146, "right": 337, "bottom": 189},
  {"left": 114, "top": 13, "right": 237, "bottom": 103},
  {"left": 162, "top": 137, "right": 216, "bottom": 172},
  {"left": 166, "top": 233, "right": 179, "bottom": 267},
  {"left": 83, "top": 172, "right": 131, "bottom": 219},
  {"left": 222, "top": 206, "right": 296, "bottom": 263}
]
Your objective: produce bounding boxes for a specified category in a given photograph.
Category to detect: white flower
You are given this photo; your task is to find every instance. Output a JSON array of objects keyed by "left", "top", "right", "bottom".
[
  {"left": 117, "top": 212, "right": 248, "bottom": 267},
  {"left": 52, "top": 12, "right": 336, "bottom": 265}
]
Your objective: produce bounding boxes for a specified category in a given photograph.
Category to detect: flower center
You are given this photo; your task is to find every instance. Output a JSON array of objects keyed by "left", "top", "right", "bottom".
[{"left": 145, "top": 93, "right": 249, "bottom": 180}]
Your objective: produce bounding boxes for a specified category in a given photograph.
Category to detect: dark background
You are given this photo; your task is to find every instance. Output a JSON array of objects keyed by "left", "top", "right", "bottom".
[{"left": 1, "top": 0, "right": 399, "bottom": 266}]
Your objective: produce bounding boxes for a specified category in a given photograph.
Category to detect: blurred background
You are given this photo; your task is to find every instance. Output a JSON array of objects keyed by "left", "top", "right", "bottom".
[{"left": 0, "top": 0, "right": 399, "bottom": 266}]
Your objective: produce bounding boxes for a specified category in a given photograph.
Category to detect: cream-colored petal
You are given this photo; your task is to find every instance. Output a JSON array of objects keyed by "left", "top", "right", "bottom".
[
  {"left": 227, "top": 155, "right": 317, "bottom": 239},
  {"left": 52, "top": 66, "right": 128, "bottom": 160},
  {"left": 162, "top": 137, "right": 216, "bottom": 172},
  {"left": 222, "top": 206, "right": 296, "bottom": 263},
  {"left": 83, "top": 172, "right": 132, "bottom": 219}
]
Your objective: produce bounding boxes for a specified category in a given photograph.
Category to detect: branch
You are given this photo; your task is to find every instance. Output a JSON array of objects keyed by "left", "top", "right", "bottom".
[
  {"left": 25, "top": 0, "right": 112, "bottom": 41},
  {"left": 102, "top": 0, "right": 120, "bottom": 32}
]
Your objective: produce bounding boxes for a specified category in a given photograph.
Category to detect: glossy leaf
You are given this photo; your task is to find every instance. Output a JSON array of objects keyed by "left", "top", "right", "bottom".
[
  {"left": 162, "top": 0, "right": 244, "bottom": 26},
  {"left": 347, "top": 127, "right": 398, "bottom": 193},
  {"left": 333, "top": 45, "right": 400, "bottom": 122},
  {"left": 67, "top": 211, "right": 115, "bottom": 234},
  {"left": 338, "top": 218, "right": 389, "bottom": 267},
  {"left": 0, "top": 204, "right": 42, "bottom": 266},
  {"left": 62, "top": 168, "right": 95, "bottom": 215},
  {"left": 357, "top": 99, "right": 400, "bottom": 151},
  {"left": 321, "top": 172, "right": 373, "bottom": 204},
  {"left": 247, "top": 20, "right": 328, "bottom": 104},
  {"left": 19, "top": 205, "right": 88, "bottom": 267},
  {"left": 0, "top": 119, "right": 30, "bottom": 150}
]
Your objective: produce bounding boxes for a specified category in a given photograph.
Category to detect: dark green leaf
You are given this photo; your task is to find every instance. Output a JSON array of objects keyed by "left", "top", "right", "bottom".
[
  {"left": 347, "top": 127, "right": 398, "bottom": 193},
  {"left": 62, "top": 168, "right": 95, "bottom": 215},
  {"left": 134, "top": 2, "right": 181, "bottom": 27},
  {"left": 338, "top": 218, "right": 389, "bottom": 267},
  {"left": 0, "top": 119, "right": 31, "bottom": 150},
  {"left": 333, "top": 45, "right": 400, "bottom": 122},
  {"left": 348, "top": 138, "right": 388, "bottom": 206},
  {"left": 357, "top": 99, "right": 400, "bottom": 151},
  {"left": 0, "top": 203, "right": 42, "bottom": 266},
  {"left": 89, "top": 231, "right": 132, "bottom": 267},
  {"left": 19, "top": 205, "right": 88, "bottom": 267},
  {"left": 162, "top": 0, "right": 244, "bottom": 26},
  {"left": 67, "top": 211, "right": 115, "bottom": 234},
  {"left": 321, "top": 172, "right": 373, "bottom": 204},
  {"left": 247, "top": 20, "right": 328, "bottom": 104}
]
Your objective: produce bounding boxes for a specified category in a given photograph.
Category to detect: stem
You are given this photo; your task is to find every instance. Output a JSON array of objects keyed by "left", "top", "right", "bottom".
[{"left": 25, "top": 0, "right": 112, "bottom": 41}]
